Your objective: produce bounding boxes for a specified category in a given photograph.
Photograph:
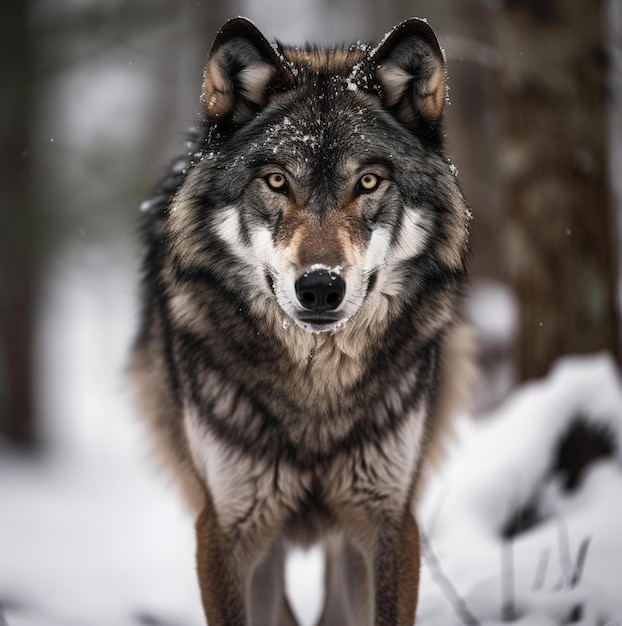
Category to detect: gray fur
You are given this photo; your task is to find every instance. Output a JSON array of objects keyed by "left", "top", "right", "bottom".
[{"left": 131, "top": 16, "right": 474, "bottom": 626}]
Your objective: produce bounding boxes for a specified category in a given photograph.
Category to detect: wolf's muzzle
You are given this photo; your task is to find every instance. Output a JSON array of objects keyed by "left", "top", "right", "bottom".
[{"left": 295, "top": 269, "right": 345, "bottom": 312}]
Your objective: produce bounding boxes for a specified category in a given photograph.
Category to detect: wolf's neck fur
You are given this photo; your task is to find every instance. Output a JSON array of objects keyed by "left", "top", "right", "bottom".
[{"left": 251, "top": 287, "right": 398, "bottom": 393}]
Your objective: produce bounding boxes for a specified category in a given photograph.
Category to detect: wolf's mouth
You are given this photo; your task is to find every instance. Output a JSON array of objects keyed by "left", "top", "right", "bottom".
[
  {"left": 297, "top": 314, "right": 343, "bottom": 326},
  {"left": 295, "top": 314, "right": 348, "bottom": 333}
]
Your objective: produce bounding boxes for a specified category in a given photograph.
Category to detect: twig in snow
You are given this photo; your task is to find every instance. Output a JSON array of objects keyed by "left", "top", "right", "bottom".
[
  {"left": 568, "top": 536, "right": 591, "bottom": 622},
  {"left": 421, "top": 531, "right": 481, "bottom": 626},
  {"left": 532, "top": 547, "right": 550, "bottom": 590},
  {"left": 556, "top": 515, "right": 574, "bottom": 587},
  {"left": 501, "top": 538, "right": 516, "bottom": 621},
  {"left": 570, "top": 537, "right": 591, "bottom": 587},
  {"left": 425, "top": 486, "right": 450, "bottom": 542}
]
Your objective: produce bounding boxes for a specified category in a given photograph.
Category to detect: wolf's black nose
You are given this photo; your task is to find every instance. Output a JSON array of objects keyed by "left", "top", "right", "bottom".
[{"left": 295, "top": 269, "right": 345, "bottom": 312}]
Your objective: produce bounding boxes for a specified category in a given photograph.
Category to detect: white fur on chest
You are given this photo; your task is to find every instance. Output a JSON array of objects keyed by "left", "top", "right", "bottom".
[
  {"left": 184, "top": 402, "right": 427, "bottom": 533},
  {"left": 323, "top": 402, "right": 426, "bottom": 515}
]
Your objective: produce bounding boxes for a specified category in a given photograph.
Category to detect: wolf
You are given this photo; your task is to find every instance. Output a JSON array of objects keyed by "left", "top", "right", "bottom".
[{"left": 131, "top": 16, "right": 473, "bottom": 626}]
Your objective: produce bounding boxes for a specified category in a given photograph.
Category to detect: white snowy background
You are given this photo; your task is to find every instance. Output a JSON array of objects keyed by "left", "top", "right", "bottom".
[{"left": 2, "top": 1, "right": 622, "bottom": 625}]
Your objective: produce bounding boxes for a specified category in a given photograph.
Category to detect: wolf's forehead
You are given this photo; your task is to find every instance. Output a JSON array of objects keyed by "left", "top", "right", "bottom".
[
  {"left": 260, "top": 108, "right": 363, "bottom": 151},
  {"left": 249, "top": 101, "right": 383, "bottom": 173},
  {"left": 282, "top": 45, "right": 370, "bottom": 78}
]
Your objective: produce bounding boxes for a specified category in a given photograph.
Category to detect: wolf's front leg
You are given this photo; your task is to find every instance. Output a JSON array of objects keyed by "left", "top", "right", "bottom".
[
  {"left": 195, "top": 504, "right": 246, "bottom": 625},
  {"left": 373, "top": 511, "right": 421, "bottom": 626},
  {"left": 195, "top": 501, "right": 292, "bottom": 626}
]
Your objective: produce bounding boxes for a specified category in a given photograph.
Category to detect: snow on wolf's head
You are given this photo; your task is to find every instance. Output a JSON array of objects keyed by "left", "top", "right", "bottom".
[{"left": 170, "top": 18, "right": 470, "bottom": 335}]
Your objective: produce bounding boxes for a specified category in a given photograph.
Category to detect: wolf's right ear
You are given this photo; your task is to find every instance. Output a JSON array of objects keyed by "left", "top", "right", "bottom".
[
  {"left": 203, "top": 18, "right": 295, "bottom": 123},
  {"left": 370, "top": 19, "right": 446, "bottom": 127}
]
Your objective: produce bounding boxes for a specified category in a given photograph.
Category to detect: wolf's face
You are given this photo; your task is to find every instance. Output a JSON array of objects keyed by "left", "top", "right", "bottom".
[
  {"left": 215, "top": 105, "right": 435, "bottom": 333},
  {"left": 169, "top": 19, "right": 469, "bottom": 334}
]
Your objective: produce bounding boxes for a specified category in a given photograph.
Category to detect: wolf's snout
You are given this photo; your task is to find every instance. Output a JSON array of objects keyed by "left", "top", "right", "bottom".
[{"left": 295, "top": 269, "right": 345, "bottom": 312}]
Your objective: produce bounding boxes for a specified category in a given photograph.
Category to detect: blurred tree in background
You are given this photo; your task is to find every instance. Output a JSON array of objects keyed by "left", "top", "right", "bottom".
[
  {"left": 0, "top": 0, "right": 236, "bottom": 445},
  {"left": 0, "top": 0, "right": 37, "bottom": 445},
  {"left": 496, "top": 0, "right": 620, "bottom": 381}
]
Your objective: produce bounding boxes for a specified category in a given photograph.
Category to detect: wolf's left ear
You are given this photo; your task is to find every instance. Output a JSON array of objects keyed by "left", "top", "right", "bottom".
[
  {"left": 371, "top": 19, "right": 446, "bottom": 126},
  {"left": 203, "top": 18, "right": 295, "bottom": 123}
]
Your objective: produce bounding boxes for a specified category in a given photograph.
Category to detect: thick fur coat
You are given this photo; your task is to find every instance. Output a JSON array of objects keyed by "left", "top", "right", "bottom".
[{"left": 131, "top": 17, "right": 474, "bottom": 626}]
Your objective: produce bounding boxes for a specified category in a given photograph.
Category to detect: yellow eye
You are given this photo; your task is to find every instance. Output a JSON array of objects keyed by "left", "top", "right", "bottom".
[
  {"left": 266, "top": 173, "right": 287, "bottom": 192},
  {"left": 358, "top": 173, "right": 380, "bottom": 193}
]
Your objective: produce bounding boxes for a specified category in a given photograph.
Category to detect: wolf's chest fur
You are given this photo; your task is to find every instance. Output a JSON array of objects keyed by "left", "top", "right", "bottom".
[
  {"left": 132, "top": 16, "right": 473, "bottom": 625},
  {"left": 184, "top": 395, "right": 427, "bottom": 543},
  {"left": 172, "top": 301, "right": 439, "bottom": 461}
]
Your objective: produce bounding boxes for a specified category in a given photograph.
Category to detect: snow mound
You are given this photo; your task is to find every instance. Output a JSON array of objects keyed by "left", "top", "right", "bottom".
[{"left": 418, "top": 353, "right": 622, "bottom": 625}]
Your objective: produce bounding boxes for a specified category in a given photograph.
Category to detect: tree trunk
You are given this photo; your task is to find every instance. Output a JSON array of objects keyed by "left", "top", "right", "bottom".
[
  {"left": 0, "top": 0, "right": 36, "bottom": 445},
  {"left": 497, "top": 1, "right": 620, "bottom": 381}
]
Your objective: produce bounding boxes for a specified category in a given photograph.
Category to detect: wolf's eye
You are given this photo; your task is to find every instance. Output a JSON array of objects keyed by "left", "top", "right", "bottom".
[
  {"left": 357, "top": 173, "right": 380, "bottom": 194},
  {"left": 265, "top": 173, "right": 288, "bottom": 193}
]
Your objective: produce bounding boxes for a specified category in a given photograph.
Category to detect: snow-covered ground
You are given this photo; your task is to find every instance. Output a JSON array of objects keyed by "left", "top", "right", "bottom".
[
  {"left": 418, "top": 354, "right": 622, "bottom": 626},
  {"left": 0, "top": 246, "right": 206, "bottom": 626}
]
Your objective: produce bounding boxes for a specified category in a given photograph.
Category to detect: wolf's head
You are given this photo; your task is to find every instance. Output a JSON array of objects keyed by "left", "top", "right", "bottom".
[{"left": 167, "top": 18, "right": 470, "bottom": 336}]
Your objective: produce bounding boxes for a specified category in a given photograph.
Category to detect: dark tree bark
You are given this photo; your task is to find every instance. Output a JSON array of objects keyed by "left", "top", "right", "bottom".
[
  {"left": 497, "top": 1, "right": 620, "bottom": 381},
  {"left": 446, "top": 2, "right": 503, "bottom": 282},
  {"left": 0, "top": 0, "right": 36, "bottom": 445}
]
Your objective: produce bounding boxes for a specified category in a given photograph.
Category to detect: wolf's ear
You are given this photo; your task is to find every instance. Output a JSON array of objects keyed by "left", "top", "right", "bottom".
[
  {"left": 370, "top": 19, "right": 446, "bottom": 127},
  {"left": 203, "top": 18, "right": 295, "bottom": 123}
]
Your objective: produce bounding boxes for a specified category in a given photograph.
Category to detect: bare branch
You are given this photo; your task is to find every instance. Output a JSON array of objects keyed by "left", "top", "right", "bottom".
[
  {"left": 421, "top": 531, "right": 481, "bottom": 626},
  {"left": 532, "top": 547, "right": 550, "bottom": 590},
  {"left": 570, "top": 537, "right": 591, "bottom": 587},
  {"left": 556, "top": 516, "right": 574, "bottom": 587},
  {"left": 501, "top": 539, "right": 516, "bottom": 621}
]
